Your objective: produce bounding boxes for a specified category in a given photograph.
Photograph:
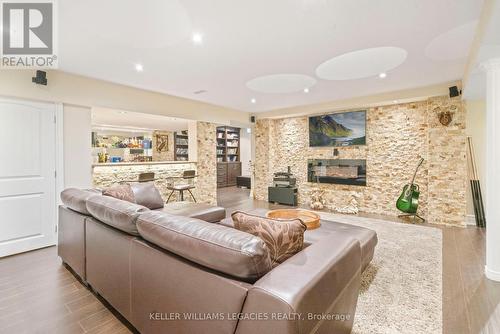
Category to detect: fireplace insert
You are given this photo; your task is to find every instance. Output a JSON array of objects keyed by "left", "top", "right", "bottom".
[{"left": 308, "top": 159, "right": 366, "bottom": 186}]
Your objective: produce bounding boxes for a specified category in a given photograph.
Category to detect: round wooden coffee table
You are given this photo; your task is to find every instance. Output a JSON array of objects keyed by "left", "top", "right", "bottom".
[{"left": 266, "top": 209, "right": 321, "bottom": 230}]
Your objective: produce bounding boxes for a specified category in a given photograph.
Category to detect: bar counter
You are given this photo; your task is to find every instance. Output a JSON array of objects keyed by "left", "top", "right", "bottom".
[
  {"left": 92, "top": 161, "right": 198, "bottom": 201},
  {"left": 92, "top": 161, "right": 196, "bottom": 167}
]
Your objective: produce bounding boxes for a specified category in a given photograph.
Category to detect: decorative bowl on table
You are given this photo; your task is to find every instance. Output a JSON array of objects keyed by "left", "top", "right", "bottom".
[{"left": 266, "top": 209, "right": 321, "bottom": 230}]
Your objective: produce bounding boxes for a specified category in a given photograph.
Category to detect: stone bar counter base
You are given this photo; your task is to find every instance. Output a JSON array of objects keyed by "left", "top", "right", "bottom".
[{"left": 92, "top": 161, "right": 198, "bottom": 203}]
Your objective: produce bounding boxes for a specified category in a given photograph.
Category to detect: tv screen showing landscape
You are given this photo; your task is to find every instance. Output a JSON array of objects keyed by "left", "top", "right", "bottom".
[{"left": 309, "top": 110, "right": 366, "bottom": 147}]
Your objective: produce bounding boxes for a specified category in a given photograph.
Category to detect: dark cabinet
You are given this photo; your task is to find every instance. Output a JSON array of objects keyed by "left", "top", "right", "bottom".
[
  {"left": 217, "top": 162, "right": 241, "bottom": 187},
  {"left": 236, "top": 176, "right": 251, "bottom": 188},
  {"left": 217, "top": 163, "right": 227, "bottom": 188},
  {"left": 268, "top": 187, "right": 298, "bottom": 206},
  {"left": 227, "top": 162, "right": 241, "bottom": 186}
]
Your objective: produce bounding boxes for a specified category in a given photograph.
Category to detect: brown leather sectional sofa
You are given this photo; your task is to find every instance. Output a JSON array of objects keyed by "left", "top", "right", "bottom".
[{"left": 58, "top": 187, "right": 377, "bottom": 334}]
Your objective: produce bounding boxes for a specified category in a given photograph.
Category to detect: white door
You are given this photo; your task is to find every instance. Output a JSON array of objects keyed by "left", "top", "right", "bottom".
[{"left": 0, "top": 98, "right": 57, "bottom": 257}]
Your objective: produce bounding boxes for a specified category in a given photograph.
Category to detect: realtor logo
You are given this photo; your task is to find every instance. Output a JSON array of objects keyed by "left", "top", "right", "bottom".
[{"left": 1, "top": 0, "right": 58, "bottom": 68}]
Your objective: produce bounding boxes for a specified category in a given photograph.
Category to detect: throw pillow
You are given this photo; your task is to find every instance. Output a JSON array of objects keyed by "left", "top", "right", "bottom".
[
  {"left": 231, "top": 211, "right": 306, "bottom": 266},
  {"left": 130, "top": 182, "right": 164, "bottom": 209},
  {"left": 103, "top": 184, "right": 136, "bottom": 203}
]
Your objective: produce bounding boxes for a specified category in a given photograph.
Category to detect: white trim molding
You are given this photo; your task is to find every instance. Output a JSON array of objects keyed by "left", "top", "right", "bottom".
[
  {"left": 484, "top": 57, "right": 500, "bottom": 282},
  {"left": 55, "top": 103, "right": 65, "bottom": 204},
  {"left": 54, "top": 103, "right": 64, "bottom": 242},
  {"left": 485, "top": 266, "right": 500, "bottom": 281},
  {"left": 465, "top": 214, "right": 477, "bottom": 225}
]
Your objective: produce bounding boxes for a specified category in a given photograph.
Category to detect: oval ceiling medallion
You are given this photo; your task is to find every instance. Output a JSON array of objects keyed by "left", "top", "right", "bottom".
[
  {"left": 425, "top": 21, "right": 478, "bottom": 61},
  {"left": 315, "top": 47, "right": 408, "bottom": 80},
  {"left": 90, "top": 0, "right": 192, "bottom": 48},
  {"left": 246, "top": 74, "right": 317, "bottom": 94}
]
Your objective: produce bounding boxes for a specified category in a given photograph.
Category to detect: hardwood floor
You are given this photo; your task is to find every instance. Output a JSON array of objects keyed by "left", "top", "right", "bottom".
[
  {"left": 0, "top": 246, "right": 134, "bottom": 334},
  {"left": 0, "top": 186, "right": 498, "bottom": 333}
]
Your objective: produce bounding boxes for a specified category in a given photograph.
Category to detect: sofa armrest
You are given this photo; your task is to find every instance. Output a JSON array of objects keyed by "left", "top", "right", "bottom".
[{"left": 235, "top": 234, "right": 361, "bottom": 334}]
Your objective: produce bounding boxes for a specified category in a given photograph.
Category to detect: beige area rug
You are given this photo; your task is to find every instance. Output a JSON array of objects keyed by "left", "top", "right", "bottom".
[{"left": 318, "top": 212, "right": 442, "bottom": 334}]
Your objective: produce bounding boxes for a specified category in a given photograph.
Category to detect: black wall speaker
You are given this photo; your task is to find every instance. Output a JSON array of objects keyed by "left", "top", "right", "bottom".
[
  {"left": 449, "top": 86, "right": 460, "bottom": 98},
  {"left": 250, "top": 116, "right": 256, "bottom": 123},
  {"left": 32, "top": 70, "right": 47, "bottom": 85}
]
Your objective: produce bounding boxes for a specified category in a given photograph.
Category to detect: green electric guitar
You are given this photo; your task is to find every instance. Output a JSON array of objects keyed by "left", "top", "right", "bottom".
[{"left": 396, "top": 158, "right": 424, "bottom": 214}]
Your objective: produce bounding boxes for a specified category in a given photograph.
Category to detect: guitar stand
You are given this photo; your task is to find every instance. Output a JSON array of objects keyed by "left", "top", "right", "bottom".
[{"left": 398, "top": 213, "right": 425, "bottom": 223}]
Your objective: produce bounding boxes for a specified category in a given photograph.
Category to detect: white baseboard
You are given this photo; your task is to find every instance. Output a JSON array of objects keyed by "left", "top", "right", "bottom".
[
  {"left": 485, "top": 266, "right": 500, "bottom": 282},
  {"left": 465, "top": 214, "right": 477, "bottom": 226}
]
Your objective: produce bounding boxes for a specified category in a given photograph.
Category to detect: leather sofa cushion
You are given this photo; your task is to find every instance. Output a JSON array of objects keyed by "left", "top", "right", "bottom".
[
  {"left": 86, "top": 195, "right": 149, "bottom": 236},
  {"left": 130, "top": 182, "right": 164, "bottom": 209},
  {"left": 231, "top": 211, "right": 306, "bottom": 266},
  {"left": 137, "top": 211, "right": 273, "bottom": 281},
  {"left": 304, "top": 219, "right": 378, "bottom": 272},
  {"left": 60, "top": 188, "right": 102, "bottom": 215},
  {"left": 157, "top": 201, "right": 226, "bottom": 223}
]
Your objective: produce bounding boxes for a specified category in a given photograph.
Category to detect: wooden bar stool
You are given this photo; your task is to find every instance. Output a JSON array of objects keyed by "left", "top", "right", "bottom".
[
  {"left": 166, "top": 170, "right": 197, "bottom": 203},
  {"left": 120, "top": 172, "right": 157, "bottom": 184},
  {"left": 138, "top": 172, "right": 156, "bottom": 182}
]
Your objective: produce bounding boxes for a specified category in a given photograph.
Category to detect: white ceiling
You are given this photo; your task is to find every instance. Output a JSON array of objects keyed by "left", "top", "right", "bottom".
[
  {"left": 315, "top": 47, "right": 408, "bottom": 80},
  {"left": 463, "top": 0, "right": 500, "bottom": 100},
  {"left": 92, "top": 108, "right": 189, "bottom": 132},
  {"left": 246, "top": 74, "right": 317, "bottom": 93},
  {"left": 59, "top": 0, "right": 484, "bottom": 112}
]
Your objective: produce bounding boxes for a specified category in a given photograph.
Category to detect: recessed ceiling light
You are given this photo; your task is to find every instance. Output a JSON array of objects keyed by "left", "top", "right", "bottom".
[
  {"left": 119, "top": 111, "right": 127, "bottom": 114},
  {"left": 251, "top": 98, "right": 256, "bottom": 104},
  {"left": 393, "top": 100, "right": 399, "bottom": 104},
  {"left": 304, "top": 87, "right": 310, "bottom": 93},
  {"left": 192, "top": 32, "right": 203, "bottom": 44},
  {"left": 379, "top": 72, "right": 387, "bottom": 79},
  {"left": 135, "top": 63, "right": 144, "bottom": 72}
]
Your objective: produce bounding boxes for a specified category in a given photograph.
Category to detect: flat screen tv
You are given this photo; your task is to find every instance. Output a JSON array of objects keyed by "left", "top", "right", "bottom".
[{"left": 309, "top": 110, "right": 366, "bottom": 147}]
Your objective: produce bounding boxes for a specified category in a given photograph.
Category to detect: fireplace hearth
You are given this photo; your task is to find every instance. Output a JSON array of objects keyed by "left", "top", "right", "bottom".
[{"left": 307, "top": 159, "right": 366, "bottom": 186}]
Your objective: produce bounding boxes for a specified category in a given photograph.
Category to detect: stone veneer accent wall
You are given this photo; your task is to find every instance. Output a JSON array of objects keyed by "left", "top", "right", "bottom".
[
  {"left": 195, "top": 121, "right": 217, "bottom": 205},
  {"left": 254, "top": 96, "right": 467, "bottom": 225}
]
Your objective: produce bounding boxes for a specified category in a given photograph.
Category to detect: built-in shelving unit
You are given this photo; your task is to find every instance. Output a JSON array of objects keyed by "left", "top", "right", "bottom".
[
  {"left": 216, "top": 126, "right": 240, "bottom": 162},
  {"left": 174, "top": 131, "right": 189, "bottom": 161},
  {"left": 216, "top": 126, "right": 241, "bottom": 187},
  {"left": 91, "top": 131, "right": 153, "bottom": 163}
]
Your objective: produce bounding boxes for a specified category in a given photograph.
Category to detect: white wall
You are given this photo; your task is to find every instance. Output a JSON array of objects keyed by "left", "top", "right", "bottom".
[
  {"left": 240, "top": 127, "right": 252, "bottom": 176},
  {"left": 465, "top": 100, "right": 486, "bottom": 219},
  {"left": 63, "top": 104, "right": 92, "bottom": 188}
]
